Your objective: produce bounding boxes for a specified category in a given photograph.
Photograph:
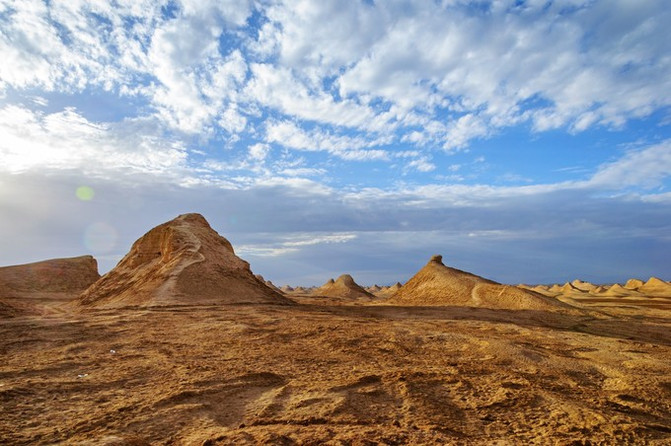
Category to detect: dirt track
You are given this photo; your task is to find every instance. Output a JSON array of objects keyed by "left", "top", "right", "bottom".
[{"left": 2, "top": 298, "right": 671, "bottom": 445}]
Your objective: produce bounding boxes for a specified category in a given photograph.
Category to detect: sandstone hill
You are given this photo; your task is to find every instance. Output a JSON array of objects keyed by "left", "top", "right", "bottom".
[
  {"left": 389, "top": 255, "right": 566, "bottom": 310},
  {"left": 638, "top": 277, "right": 671, "bottom": 296},
  {"left": 315, "top": 274, "right": 375, "bottom": 299},
  {"left": 0, "top": 255, "right": 100, "bottom": 295},
  {"left": 79, "top": 214, "right": 291, "bottom": 307}
]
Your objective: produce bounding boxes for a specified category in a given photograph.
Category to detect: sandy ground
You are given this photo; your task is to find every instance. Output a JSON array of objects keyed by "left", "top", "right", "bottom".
[{"left": 2, "top": 296, "right": 671, "bottom": 445}]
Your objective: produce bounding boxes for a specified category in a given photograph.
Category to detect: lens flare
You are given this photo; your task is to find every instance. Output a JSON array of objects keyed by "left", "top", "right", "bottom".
[{"left": 76, "top": 186, "right": 95, "bottom": 201}]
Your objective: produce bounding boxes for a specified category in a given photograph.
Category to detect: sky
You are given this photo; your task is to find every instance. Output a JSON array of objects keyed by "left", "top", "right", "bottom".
[{"left": 1, "top": 0, "right": 670, "bottom": 286}]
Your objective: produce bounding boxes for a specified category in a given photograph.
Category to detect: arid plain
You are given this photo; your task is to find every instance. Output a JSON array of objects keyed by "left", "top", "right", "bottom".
[{"left": 2, "top": 214, "right": 670, "bottom": 445}]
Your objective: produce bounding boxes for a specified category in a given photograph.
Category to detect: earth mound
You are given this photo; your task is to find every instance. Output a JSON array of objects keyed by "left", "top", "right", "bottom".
[
  {"left": 375, "top": 282, "right": 403, "bottom": 298},
  {"left": 571, "top": 279, "right": 597, "bottom": 292},
  {"left": 638, "top": 277, "right": 671, "bottom": 297},
  {"left": 315, "top": 274, "right": 375, "bottom": 299},
  {"left": 624, "top": 278, "right": 645, "bottom": 290},
  {"left": 78, "top": 213, "right": 291, "bottom": 307},
  {"left": 600, "top": 283, "right": 640, "bottom": 297},
  {"left": 389, "top": 255, "right": 566, "bottom": 310},
  {"left": 0, "top": 255, "right": 100, "bottom": 295}
]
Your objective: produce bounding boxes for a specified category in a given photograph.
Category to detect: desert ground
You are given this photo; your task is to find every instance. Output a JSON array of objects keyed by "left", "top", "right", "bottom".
[{"left": 2, "top": 214, "right": 671, "bottom": 445}]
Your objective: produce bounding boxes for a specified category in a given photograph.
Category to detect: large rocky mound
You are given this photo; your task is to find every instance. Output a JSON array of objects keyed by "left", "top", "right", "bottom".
[
  {"left": 0, "top": 256, "right": 100, "bottom": 295},
  {"left": 79, "top": 214, "right": 291, "bottom": 307},
  {"left": 389, "top": 255, "right": 566, "bottom": 310},
  {"left": 315, "top": 274, "right": 375, "bottom": 299}
]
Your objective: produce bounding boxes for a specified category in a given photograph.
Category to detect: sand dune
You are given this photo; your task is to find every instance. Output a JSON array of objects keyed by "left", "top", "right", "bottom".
[
  {"left": 79, "top": 214, "right": 291, "bottom": 308},
  {"left": 315, "top": 274, "right": 375, "bottom": 299},
  {"left": 390, "top": 255, "right": 567, "bottom": 311}
]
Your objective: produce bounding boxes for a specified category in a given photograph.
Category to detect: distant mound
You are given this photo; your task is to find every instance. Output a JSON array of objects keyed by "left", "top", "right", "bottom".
[
  {"left": 548, "top": 284, "right": 563, "bottom": 294},
  {"left": 79, "top": 214, "right": 291, "bottom": 307},
  {"left": 315, "top": 274, "right": 375, "bottom": 299},
  {"left": 571, "top": 280, "right": 597, "bottom": 293},
  {"left": 0, "top": 255, "right": 100, "bottom": 295},
  {"left": 366, "top": 285, "right": 382, "bottom": 293},
  {"left": 638, "top": 277, "right": 671, "bottom": 297},
  {"left": 624, "top": 279, "right": 644, "bottom": 290},
  {"left": 375, "top": 282, "right": 403, "bottom": 298},
  {"left": 560, "top": 282, "right": 581, "bottom": 295},
  {"left": 389, "top": 255, "right": 566, "bottom": 310},
  {"left": 599, "top": 283, "right": 640, "bottom": 297}
]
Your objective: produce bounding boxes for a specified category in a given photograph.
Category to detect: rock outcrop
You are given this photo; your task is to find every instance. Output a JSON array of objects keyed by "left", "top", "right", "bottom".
[
  {"left": 389, "top": 255, "right": 566, "bottom": 310},
  {"left": 79, "top": 214, "right": 291, "bottom": 307},
  {"left": 315, "top": 274, "right": 375, "bottom": 299},
  {"left": 0, "top": 255, "right": 100, "bottom": 295},
  {"left": 638, "top": 277, "right": 671, "bottom": 297}
]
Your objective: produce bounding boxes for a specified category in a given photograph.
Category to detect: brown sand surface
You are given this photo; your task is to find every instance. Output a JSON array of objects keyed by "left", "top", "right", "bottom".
[{"left": 2, "top": 296, "right": 671, "bottom": 445}]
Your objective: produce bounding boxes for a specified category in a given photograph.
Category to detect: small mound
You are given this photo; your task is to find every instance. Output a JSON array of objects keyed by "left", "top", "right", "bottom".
[
  {"left": 367, "top": 285, "right": 382, "bottom": 293},
  {"left": 315, "top": 274, "right": 374, "bottom": 299},
  {"left": 548, "top": 284, "right": 563, "bottom": 294},
  {"left": 624, "top": 278, "right": 644, "bottom": 290},
  {"left": 375, "top": 282, "right": 403, "bottom": 298},
  {"left": 571, "top": 280, "right": 597, "bottom": 292},
  {"left": 560, "top": 282, "right": 583, "bottom": 295},
  {"left": 638, "top": 277, "right": 671, "bottom": 297},
  {"left": 590, "top": 286, "right": 606, "bottom": 295},
  {"left": 389, "top": 255, "right": 567, "bottom": 311},
  {"left": 599, "top": 283, "right": 640, "bottom": 297},
  {"left": 79, "top": 213, "right": 291, "bottom": 308}
]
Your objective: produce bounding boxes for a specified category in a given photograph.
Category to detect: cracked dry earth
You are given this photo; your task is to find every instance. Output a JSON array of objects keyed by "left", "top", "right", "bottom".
[{"left": 2, "top": 300, "right": 671, "bottom": 445}]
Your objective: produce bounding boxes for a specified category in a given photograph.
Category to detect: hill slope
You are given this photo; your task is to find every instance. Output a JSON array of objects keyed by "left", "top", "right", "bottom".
[{"left": 79, "top": 214, "right": 291, "bottom": 307}]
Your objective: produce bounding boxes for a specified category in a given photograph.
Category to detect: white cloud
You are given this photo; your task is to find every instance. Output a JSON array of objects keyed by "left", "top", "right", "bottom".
[
  {"left": 2, "top": 0, "right": 669, "bottom": 161},
  {"left": 407, "top": 158, "right": 436, "bottom": 173},
  {"left": 237, "top": 232, "right": 357, "bottom": 257},
  {"left": 245, "top": 63, "right": 376, "bottom": 129},
  {"left": 265, "top": 120, "right": 391, "bottom": 161},
  {"left": 589, "top": 140, "right": 671, "bottom": 189},
  {"left": 248, "top": 143, "right": 270, "bottom": 161},
  {"left": 0, "top": 104, "right": 187, "bottom": 176}
]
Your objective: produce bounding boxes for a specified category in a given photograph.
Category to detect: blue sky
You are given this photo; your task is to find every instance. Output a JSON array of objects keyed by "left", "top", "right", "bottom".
[{"left": 1, "top": 0, "right": 670, "bottom": 286}]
